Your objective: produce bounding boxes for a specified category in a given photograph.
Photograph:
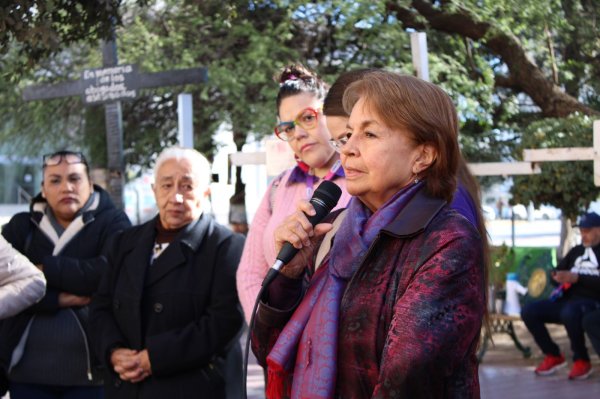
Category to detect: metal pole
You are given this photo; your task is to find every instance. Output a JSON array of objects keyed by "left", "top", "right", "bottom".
[{"left": 511, "top": 206, "right": 516, "bottom": 248}]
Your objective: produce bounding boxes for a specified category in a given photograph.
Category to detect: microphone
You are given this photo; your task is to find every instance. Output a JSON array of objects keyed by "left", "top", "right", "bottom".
[
  {"left": 243, "top": 181, "right": 341, "bottom": 399},
  {"left": 262, "top": 180, "right": 342, "bottom": 287}
]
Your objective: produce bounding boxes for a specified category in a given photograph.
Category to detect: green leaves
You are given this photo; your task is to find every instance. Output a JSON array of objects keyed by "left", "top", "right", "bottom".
[
  {"left": 512, "top": 114, "right": 598, "bottom": 220},
  {"left": 0, "top": 1, "right": 132, "bottom": 72},
  {"left": 0, "top": 0, "right": 598, "bottom": 209}
]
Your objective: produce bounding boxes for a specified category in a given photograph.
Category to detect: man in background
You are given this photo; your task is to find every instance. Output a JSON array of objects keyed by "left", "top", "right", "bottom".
[{"left": 522, "top": 211, "right": 600, "bottom": 380}]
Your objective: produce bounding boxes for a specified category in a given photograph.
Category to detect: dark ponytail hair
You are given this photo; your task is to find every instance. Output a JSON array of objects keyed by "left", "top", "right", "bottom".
[
  {"left": 323, "top": 68, "right": 377, "bottom": 117},
  {"left": 275, "top": 64, "right": 328, "bottom": 115}
]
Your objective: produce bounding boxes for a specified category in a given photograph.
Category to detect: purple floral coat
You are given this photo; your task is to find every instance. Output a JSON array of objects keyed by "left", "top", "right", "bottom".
[{"left": 252, "top": 191, "right": 485, "bottom": 398}]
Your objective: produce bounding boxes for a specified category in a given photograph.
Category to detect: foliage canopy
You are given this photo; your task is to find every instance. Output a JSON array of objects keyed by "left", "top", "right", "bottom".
[{"left": 0, "top": 0, "right": 599, "bottom": 216}]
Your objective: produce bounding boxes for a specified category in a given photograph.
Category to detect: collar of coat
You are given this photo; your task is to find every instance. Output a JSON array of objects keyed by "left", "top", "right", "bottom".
[
  {"left": 380, "top": 188, "right": 447, "bottom": 239},
  {"left": 124, "top": 212, "right": 212, "bottom": 255},
  {"left": 323, "top": 189, "right": 447, "bottom": 240},
  {"left": 171, "top": 213, "right": 212, "bottom": 253},
  {"left": 119, "top": 213, "right": 214, "bottom": 289},
  {"left": 29, "top": 189, "right": 102, "bottom": 255},
  {"left": 28, "top": 184, "right": 112, "bottom": 224}
]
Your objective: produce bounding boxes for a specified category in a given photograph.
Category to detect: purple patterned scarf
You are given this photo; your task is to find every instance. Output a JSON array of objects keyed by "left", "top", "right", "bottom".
[{"left": 266, "top": 181, "right": 424, "bottom": 399}]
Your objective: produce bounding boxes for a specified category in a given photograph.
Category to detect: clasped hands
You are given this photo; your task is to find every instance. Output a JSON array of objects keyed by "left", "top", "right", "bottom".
[
  {"left": 111, "top": 348, "right": 152, "bottom": 383},
  {"left": 273, "top": 199, "right": 333, "bottom": 279}
]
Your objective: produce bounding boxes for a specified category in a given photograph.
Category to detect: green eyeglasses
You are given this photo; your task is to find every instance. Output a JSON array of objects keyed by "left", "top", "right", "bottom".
[{"left": 274, "top": 107, "right": 321, "bottom": 141}]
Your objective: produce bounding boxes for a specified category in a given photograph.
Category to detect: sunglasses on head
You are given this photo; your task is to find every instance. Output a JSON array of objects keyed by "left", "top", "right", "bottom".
[
  {"left": 42, "top": 151, "right": 87, "bottom": 168},
  {"left": 274, "top": 107, "right": 321, "bottom": 141}
]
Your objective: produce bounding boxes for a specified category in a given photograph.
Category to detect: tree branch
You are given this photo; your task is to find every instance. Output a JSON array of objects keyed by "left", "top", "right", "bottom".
[{"left": 388, "top": 0, "right": 598, "bottom": 117}]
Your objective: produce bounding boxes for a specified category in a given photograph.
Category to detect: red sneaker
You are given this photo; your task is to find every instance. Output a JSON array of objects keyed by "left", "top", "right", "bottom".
[
  {"left": 535, "top": 354, "right": 566, "bottom": 375},
  {"left": 568, "top": 360, "right": 592, "bottom": 380}
]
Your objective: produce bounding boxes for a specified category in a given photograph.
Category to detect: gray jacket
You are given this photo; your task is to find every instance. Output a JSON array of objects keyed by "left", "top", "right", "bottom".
[{"left": 0, "top": 235, "right": 46, "bottom": 319}]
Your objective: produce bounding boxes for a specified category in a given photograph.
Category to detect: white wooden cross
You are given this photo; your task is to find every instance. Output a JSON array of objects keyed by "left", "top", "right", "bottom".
[
  {"left": 522, "top": 120, "right": 600, "bottom": 186},
  {"left": 228, "top": 145, "right": 544, "bottom": 181},
  {"left": 467, "top": 162, "right": 540, "bottom": 177}
]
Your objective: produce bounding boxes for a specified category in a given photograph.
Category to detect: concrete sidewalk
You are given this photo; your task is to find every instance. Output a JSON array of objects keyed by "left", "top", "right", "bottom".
[
  {"left": 479, "top": 321, "right": 600, "bottom": 398},
  {"left": 245, "top": 321, "right": 600, "bottom": 399},
  {"left": 2, "top": 322, "right": 598, "bottom": 398}
]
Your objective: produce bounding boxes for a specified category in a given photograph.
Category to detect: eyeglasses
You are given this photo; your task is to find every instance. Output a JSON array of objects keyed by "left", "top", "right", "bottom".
[
  {"left": 329, "top": 133, "right": 351, "bottom": 152},
  {"left": 43, "top": 151, "right": 87, "bottom": 168},
  {"left": 274, "top": 107, "right": 321, "bottom": 141}
]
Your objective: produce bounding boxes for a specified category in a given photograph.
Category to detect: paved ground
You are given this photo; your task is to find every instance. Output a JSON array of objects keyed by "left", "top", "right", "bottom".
[
  {"left": 2, "top": 323, "right": 598, "bottom": 399},
  {"left": 244, "top": 322, "right": 600, "bottom": 399},
  {"left": 479, "top": 322, "right": 600, "bottom": 398},
  {"left": 2, "top": 215, "right": 596, "bottom": 398}
]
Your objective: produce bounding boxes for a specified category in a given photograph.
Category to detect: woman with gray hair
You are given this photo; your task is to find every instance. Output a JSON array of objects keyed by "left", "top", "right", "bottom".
[{"left": 90, "top": 146, "right": 245, "bottom": 399}]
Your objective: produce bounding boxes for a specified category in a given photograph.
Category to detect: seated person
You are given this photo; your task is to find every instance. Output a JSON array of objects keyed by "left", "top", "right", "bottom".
[{"left": 521, "top": 211, "right": 600, "bottom": 380}]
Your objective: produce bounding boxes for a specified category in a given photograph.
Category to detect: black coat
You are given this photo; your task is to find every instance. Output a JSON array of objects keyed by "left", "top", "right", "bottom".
[
  {"left": 0, "top": 185, "right": 131, "bottom": 393},
  {"left": 90, "top": 214, "right": 245, "bottom": 399},
  {"left": 555, "top": 244, "right": 600, "bottom": 300}
]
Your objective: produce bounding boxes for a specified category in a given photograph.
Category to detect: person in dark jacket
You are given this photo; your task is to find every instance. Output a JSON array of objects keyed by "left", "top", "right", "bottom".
[
  {"left": 251, "top": 71, "right": 485, "bottom": 398},
  {"left": 90, "top": 146, "right": 245, "bottom": 399},
  {"left": 521, "top": 211, "right": 600, "bottom": 380},
  {"left": 0, "top": 150, "right": 131, "bottom": 399}
]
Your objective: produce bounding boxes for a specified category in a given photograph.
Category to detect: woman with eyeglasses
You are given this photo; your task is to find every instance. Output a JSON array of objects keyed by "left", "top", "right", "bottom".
[
  {"left": 324, "top": 68, "right": 491, "bottom": 351},
  {"left": 251, "top": 71, "right": 485, "bottom": 398},
  {"left": 236, "top": 64, "right": 352, "bottom": 324},
  {"left": 324, "top": 68, "right": 483, "bottom": 228},
  {"left": 0, "top": 150, "right": 131, "bottom": 399}
]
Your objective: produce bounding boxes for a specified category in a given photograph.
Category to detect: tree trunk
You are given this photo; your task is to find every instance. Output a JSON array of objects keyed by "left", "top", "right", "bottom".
[{"left": 386, "top": 0, "right": 599, "bottom": 118}]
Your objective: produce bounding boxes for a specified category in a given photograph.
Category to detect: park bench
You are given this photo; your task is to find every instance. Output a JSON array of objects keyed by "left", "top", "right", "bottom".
[{"left": 478, "top": 247, "right": 556, "bottom": 361}]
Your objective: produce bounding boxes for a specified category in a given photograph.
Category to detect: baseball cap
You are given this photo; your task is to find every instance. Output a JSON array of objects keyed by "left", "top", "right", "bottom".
[{"left": 574, "top": 212, "right": 600, "bottom": 228}]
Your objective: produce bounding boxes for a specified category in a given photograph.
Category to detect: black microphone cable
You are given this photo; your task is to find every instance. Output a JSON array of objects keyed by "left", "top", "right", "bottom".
[
  {"left": 242, "top": 180, "right": 342, "bottom": 399},
  {"left": 242, "top": 282, "right": 268, "bottom": 399}
]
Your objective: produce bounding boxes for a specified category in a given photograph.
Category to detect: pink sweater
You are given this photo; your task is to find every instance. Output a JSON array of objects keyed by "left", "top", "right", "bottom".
[{"left": 236, "top": 168, "right": 351, "bottom": 323}]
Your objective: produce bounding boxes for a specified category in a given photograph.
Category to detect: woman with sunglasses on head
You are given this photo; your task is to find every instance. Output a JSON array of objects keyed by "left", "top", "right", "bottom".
[
  {"left": 0, "top": 150, "right": 131, "bottom": 399},
  {"left": 236, "top": 64, "right": 352, "bottom": 324}
]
